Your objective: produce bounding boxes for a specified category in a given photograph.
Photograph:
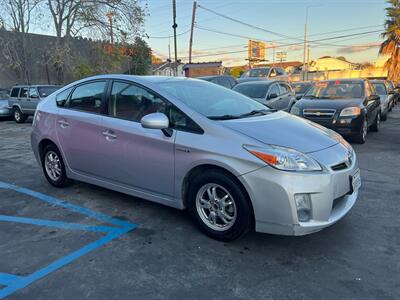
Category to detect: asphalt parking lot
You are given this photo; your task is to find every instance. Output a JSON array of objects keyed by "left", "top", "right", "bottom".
[{"left": 0, "top": 109, "right": 399, "bottom": 300}]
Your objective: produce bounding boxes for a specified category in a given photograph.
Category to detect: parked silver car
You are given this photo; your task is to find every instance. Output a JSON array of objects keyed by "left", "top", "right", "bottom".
[
  {"left": 31, "top": 75, "right": 360, "bottom": 241},
  {"left": 8, "top": 85, "right": 60, "bottom": 123},
  {"left": 371, "top": 80, "right": 390, "bottom": 121},
  {"left": 0, "top": 88, "right": 12, "bottom": 118}
]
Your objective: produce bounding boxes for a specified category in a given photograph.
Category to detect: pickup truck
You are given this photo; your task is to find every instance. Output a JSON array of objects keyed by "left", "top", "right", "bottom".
[{"left": 8, "top": 85, "right": 60, "bottom": 123}]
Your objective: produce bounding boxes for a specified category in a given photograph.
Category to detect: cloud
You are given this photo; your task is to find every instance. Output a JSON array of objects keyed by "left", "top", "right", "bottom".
[{"left": 337, "top": 42, "right": 381, "bottom": 54}]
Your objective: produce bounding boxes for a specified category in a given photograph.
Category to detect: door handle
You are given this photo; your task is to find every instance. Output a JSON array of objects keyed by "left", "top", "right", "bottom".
[
  {"left": 102, "top": 129, "right": 117, "bottom": 141},
  {"left": 58, "top": 120, "right": 69, "bottom": 128}
]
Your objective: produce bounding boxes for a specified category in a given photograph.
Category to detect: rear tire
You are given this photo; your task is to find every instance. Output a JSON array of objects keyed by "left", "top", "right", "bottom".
[
  {"left": 370, "top": 112, "right": 380, "bottom": 132},
  {"left": 187, "top": 170, "right": 253, "bottom": 241},
  {"left": 41, "top": 144, "right": 71, "bottom": 188},
  {"left": 13, "top": 107, "right": 27, "bottom": 123}
]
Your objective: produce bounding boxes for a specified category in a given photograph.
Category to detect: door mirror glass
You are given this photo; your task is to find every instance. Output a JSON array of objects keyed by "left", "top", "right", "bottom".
[{"left": 141, "top": 113, "right": 169, "bottom": 130}]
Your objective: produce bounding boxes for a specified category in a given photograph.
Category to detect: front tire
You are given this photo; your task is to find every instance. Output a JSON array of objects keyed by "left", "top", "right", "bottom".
[
  {"left": 13, "top": 107, "right": 27, "bottom": 123},
  {"left": 354, "top": 118, "right": 367, "bottom": 144},
  {"left": 187, "top": 170, "right": 253, "bottom": 241},
  {"left": 370, "top": 111, "right": 380, "bottom": 132},
  {"left": 41, "top": 144, "right": 71, "bottom": 187}
]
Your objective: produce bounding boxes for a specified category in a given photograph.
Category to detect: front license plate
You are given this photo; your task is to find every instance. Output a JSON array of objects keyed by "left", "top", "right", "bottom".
[{"left": 351, "top": 169, "right": 361, "bottom": 192}]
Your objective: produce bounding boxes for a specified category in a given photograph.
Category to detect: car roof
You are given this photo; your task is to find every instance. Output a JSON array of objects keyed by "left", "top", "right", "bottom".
[
  {"left": 370, "top": 79, "right": 385, "bottom": 83},
  {"left": 12, "top": 85, "right": 60, "bottom": 88},
  {"left": 235, "top": 80, "right": 282, "bottom": 86},
  {"left": 198, "top": 75, "right": 233, "bottom": 80}
]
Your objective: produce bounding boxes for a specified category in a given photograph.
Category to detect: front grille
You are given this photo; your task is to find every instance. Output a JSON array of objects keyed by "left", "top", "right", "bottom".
[
  {"left": 303, "top": 109, "right": 336, "bottom": 118},
  {"left": 331, "top": 162, "right": 348, "bottom": 171}
]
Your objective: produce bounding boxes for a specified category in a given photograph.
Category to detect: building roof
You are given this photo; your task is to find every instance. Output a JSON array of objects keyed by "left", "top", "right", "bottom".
[
  {"left": 183, "top": 61, "right": 222, "bottom": 70},
  {"left": 260, "top": 61, "right": 303, "bottom": 68}
]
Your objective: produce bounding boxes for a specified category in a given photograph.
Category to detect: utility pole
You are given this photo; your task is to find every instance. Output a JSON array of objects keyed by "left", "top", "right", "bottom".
[
  {"left": 188, "top": 1, "right": 197, "bottom": 63},
  {"left": 106, "top": 12, "right": 115, "bottom": 44},
  {"left": 172, "top": 0, "right": 178, "bottom": 76},
  {"left": 306, "top": 46, "right": 310, "bottom": 81},
  {"left": 302, "top": 16, "right": 307, "bottom": 81}
]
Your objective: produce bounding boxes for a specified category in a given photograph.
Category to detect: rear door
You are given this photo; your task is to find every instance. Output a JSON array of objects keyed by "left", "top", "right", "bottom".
[
  {"left": 278, "top": 82, "right": 294, "bottom": 111},
  {"left": 19, "top": 87, "right": 29, "bottom": 113},
  {"left": 55, "top": 80, "right": 108, "bottom": 176},
  {"left": 28, "top": 87, "right": 40, "bottom": 111},
  {"left": 9, "top": 87, "right": 20, "bottom": 109}
]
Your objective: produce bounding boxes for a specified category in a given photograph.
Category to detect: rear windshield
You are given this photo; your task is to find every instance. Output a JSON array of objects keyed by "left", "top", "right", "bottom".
[
  {"left": 242, "top": 68, "right": 270, "bottom": 78},
  {"left": 292, "top": 83, "right": 311, "bottom": 94},
  {"left": 372, "top": 83, "right": 387, "bottom": 95},
  {"left": 233, "top": 84, "right": 268, "bottom": 99},
  {"left": 38, "top": 86, "right": 60, "bottom": 98},
  {"left": 304, "top": 81, "right": 363, "bottom": 99}
]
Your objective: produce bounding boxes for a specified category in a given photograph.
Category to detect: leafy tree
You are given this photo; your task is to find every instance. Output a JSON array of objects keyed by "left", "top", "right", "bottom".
[
  {"left": 380, "top": 0, "right": 400, "bottom": 81},
  {"left": 128, "top": 37, "right": 151, "bottom": 75}
]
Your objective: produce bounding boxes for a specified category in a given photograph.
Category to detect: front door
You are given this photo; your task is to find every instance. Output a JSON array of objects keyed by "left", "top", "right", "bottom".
[
  {"left": 99, "top": 80, "right": 175, "bottom": 197},
  {"left": 266, "top": 83, "right": 283, "bottom": 110},
  {"left": 56, "top": 80, "right": 108, "bottom": 177}
]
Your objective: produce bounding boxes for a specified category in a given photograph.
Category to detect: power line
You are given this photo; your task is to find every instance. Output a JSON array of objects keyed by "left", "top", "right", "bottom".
[{"left": 147, "top": 29, "right": 190, "bottom": 39}]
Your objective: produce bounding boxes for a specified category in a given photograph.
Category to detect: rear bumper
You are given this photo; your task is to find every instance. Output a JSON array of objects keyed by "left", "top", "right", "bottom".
[
  {"left": 240, "top": 143, "right": 359, "bottom": 236},
  {"left": 0, "top": 107, "right": 12, "bottom": 117}
]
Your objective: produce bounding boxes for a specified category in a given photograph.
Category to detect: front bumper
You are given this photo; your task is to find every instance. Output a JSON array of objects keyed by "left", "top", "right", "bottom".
[
  {"left": 301, "top": 114, "right": 363, "bottom": 137},
  {"left": 240, "top": 143, "right": 359, "bottom": 236}
]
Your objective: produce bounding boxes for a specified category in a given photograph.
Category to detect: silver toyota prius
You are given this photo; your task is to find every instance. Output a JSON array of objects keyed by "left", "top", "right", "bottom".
[{"left": 31, "top": 75, "right": 361, "bottom": 241}]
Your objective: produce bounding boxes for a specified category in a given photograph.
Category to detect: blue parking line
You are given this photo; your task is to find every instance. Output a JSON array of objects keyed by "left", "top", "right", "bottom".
[
  {"left": 0, "top": 181, "right": 137, "bottom": 299},
  {"left": 0, "top": 215, "right": 116, "bottom": 233}
]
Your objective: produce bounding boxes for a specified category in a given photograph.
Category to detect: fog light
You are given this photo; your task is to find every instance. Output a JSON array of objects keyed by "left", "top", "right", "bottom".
[{"left": 294, "top": 194, "right": 312, "bottom": 222}]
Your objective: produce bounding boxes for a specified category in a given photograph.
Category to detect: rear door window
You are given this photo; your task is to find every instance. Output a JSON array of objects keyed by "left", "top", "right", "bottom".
[
  {"left": 279, "top": 83, "right": 291, "bottom": 95},
  {"left": 67, "top": 81, "right": 106, "bottom": 114},
  {"left": 11, "top": 88, "right": 20, "bottom": 98},
  {"left": 19, "top": 87, "right": 28, "bottom": 98}
]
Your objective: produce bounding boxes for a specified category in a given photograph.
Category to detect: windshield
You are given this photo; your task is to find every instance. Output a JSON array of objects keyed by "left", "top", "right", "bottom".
[
  {"left": 233, "top": 84, "right": 268, "bottom": 99},
  {"left": 304, "top": 81, "right": 363, "bottom": 99},
  {"left": 38, "top": 86, "right": 60, "bottom": 98},
  {"left": 372, "top": 83, "right": 387, "bottom": 95},
  {"left": 159, "top": 80, "right": 269, "bottom": 119}
]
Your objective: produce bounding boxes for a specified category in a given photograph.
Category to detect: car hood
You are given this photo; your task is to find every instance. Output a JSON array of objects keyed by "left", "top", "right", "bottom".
[
  {"left": 222, "top": 111, "right": 339, "bottom": 153},
  {"left": 295, "top": 98, "right": 362, "bottom": 110}
]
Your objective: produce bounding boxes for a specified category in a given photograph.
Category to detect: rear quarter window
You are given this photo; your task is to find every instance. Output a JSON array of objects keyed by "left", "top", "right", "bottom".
[{"left": 10, "top": 88, "right": 20, "bottom": 97}]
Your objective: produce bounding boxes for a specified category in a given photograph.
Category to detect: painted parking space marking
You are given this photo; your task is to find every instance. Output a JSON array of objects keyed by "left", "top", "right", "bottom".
[{"left": 0, "top": 181, "right": 137, "bottom": 299}]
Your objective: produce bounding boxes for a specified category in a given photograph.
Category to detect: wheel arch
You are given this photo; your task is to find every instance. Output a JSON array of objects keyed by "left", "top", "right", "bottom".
[{"left": 181, "top": 164, "right": 255, "bottom": 226}]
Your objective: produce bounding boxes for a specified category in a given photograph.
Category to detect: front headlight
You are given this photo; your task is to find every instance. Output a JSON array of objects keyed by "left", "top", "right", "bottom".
[
  {"left": 290, "top": 106, "right": 300, "bottom": 115},
  {"left": 243, "top": 145, "right": 322, "bottom": 172},
  {"left": 339, "top": 107, "right": 361, "bottom": 117}
]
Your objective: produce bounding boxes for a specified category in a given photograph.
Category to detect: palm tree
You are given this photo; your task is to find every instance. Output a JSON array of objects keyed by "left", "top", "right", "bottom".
[{"left": 380, "top": 0, "right": 400, "bottom": 81}]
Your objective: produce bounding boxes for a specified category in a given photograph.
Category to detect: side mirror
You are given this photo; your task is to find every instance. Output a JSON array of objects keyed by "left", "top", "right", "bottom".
[
  {"left": 140, "top": 113, "right": 172, "bottom": 137},
  {"left": 369, "top": 95, "right": 380, "bottom": 102},
  {"left": 268, "top": 93, "right": 278, "bottom": 99},
  {"left": 296, "top": 95, "right": 302, "bottom": 100}
]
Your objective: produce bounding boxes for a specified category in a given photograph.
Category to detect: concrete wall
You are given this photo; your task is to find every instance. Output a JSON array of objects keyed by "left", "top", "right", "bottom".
[{"left": 0, "top": 29, "right": 129, "bottom": 89}]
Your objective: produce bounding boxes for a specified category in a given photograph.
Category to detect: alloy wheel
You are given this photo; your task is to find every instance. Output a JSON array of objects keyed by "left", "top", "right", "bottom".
[
  {"left": 44, "top": 151, "right": 62, "bottom": 181},
  {"left": 196, "top": 183, "right": 237, "bottom": 231}
]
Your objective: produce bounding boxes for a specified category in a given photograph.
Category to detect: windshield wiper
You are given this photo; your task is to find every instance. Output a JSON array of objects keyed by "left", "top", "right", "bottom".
[
  {"left": 304, "top": 95, "right": 320, "bottom": 99},
  {"left": 238, "top": 109, "right": 276, "bottom": 117},
  {"left": 208, "top": 114, "right": 243, "bottom": 120}
]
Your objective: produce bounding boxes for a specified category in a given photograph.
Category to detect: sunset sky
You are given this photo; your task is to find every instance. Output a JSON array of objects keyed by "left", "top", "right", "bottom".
[{"left": 145, "top": 0, "right": 386, "bottom": 66}]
